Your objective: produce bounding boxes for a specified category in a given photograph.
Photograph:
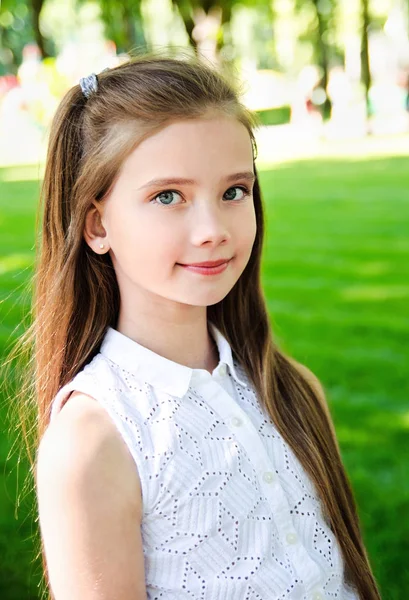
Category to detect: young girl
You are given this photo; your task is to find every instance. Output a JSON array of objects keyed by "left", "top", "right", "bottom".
[{"left": 29, "top": 53, "right": 380, "bottom": 599}]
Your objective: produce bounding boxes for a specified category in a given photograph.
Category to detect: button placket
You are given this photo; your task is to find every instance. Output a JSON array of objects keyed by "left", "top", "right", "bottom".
[{"left": 198, "top": 378, "right": 326, "bottom": 590}]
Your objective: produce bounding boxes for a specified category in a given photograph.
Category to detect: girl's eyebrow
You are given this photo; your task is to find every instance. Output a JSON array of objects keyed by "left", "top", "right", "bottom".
[{"left": 137, "top": 171, "right": 256, "bottom": 190}]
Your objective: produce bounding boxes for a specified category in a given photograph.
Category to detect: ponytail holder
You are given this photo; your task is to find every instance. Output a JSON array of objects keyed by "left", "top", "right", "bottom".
[{"left": 79, "top": 73, "right": 98, "bottom": 99}]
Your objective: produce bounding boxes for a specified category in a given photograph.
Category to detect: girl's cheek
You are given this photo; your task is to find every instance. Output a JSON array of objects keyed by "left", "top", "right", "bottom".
[{"left": 241, "top": 217, "right": 257, "bottom": 245}]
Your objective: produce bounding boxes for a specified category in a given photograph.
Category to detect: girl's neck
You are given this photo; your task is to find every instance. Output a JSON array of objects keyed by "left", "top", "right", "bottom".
[{"left": 115, "top": 312, "right": 219, "bottom": 374}]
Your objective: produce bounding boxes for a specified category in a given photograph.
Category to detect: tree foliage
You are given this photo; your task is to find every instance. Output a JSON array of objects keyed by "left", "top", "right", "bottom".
[
  {"left": 0, "top": 0, "right": 43, "bottom": 73},
  {"left": 76, "top": 0, "right": 147, "bottom": 54}
]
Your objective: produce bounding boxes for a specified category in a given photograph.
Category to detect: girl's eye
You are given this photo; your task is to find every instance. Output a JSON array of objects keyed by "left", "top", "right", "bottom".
[
  {"left": 151, "top": 190, "right": 182, "bottom": 207},
  {"left": 150, "top": 185, "right": 250, "bottom": 207},
  {"left": 223, "top": 186, "right": 250, "bottom": 201}
]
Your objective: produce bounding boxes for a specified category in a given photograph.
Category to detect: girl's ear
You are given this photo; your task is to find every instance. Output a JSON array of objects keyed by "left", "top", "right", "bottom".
[{"left": 83, "top": 202, "right": 109, "bottom": 253}]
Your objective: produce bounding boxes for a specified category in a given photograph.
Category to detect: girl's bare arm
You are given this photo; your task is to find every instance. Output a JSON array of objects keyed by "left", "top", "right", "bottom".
[{"left": 36, "top": 393, "right": 147, "bottom": 600}]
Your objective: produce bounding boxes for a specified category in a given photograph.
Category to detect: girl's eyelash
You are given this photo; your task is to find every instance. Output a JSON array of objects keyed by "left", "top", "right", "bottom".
[{"left": 150, "top": 185, "right": 251, "bottom": 207}]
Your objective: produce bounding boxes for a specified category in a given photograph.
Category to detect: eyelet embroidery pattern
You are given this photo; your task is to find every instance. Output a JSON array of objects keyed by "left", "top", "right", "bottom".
[{"left": 49, "top": 346, "right": 359, "bottom": 600}]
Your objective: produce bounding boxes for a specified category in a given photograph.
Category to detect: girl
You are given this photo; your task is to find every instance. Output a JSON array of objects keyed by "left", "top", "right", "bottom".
[{"left": 24, "top": 53, "right": 380, "bottom": 599}]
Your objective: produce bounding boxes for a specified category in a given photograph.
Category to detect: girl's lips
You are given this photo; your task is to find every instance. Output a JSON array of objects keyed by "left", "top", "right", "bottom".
[
  {"left": 179, "top": 259, "right": 231, "bottom": 267},
  {"left": 177, "top": 259, "right": 231, "bottom": 275}
]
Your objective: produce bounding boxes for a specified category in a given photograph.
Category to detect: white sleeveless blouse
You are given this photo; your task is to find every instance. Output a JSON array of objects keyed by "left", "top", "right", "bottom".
[{"left": 49, "top": 323, "right": 359, "bottom": 600}]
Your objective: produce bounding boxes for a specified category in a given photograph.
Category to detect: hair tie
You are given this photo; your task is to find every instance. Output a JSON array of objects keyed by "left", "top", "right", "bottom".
[{"left": 79, "top": 73, "right": 98, "bottom": 99}]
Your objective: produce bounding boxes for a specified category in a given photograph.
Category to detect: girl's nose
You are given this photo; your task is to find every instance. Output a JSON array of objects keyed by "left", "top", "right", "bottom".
[{"left": 189, "top": 204, "right": 231, "bottom": 247}]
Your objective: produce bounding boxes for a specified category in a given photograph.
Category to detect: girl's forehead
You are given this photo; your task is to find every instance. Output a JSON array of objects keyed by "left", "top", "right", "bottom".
[
  {"left": 119, "top": 117, "right": 253, "bottom": 180},
  {"left": 152, "top": 116, "right": 248, "bottom": 146}
]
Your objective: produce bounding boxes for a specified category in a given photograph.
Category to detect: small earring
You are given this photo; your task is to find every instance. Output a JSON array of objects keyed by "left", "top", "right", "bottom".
[{"left": 99, "top": 243, "right": 105, "bottom": 249}]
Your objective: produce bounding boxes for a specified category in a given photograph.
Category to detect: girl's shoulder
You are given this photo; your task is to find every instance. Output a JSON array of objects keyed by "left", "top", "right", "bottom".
[
  {"left": 36, "top": 390, "right": 146, "bottom": 598},
  {"left": 48, "top": 351, "right": 138, "bottom": 422},
  {"left": 39, "top": 390, "right": 142, "bottom": 511},
  {"left": 41, "top": 350, "right": 147, "bottom": 502}
]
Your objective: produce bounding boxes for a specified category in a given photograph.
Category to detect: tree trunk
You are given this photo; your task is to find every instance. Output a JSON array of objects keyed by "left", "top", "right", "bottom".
[
  {"left": 217, "top": 3, "right": 238, "bottom": 79},
  {"left": 311, "top": 0, "right": 332, "bottom": 118},
  {"left": 360, "top": 0, "right": 371, "bottom": 122},
  {"left": 132, "top": 3, "right": 148, "bottom": 53},
  {"left": 31, "top": 0, "right": 49, "bottom": 59},
  {"left": 122, "top": 1, "right": 136, "bottom": 52},
  {"left": 172, "top": 0, "right": 198, "bottom": 51},
  {"left": 216, "top": 2, "right": 231, "bottom": 54},
  {"left": 121, "top": 0, "right": 147, "bottom": 53},
  {"left": 191, "top": 5, "right": 222, "bottom": 63}
]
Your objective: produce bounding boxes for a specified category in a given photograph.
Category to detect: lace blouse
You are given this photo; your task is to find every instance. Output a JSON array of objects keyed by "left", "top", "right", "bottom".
[{"left": 49, "top": 322, "right": 359, "bottom": 600}]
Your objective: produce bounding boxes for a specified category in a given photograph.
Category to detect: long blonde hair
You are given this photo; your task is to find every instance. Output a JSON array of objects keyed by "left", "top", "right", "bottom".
[{"left": 4, "top": 51, "right": 380, "bottom": 599}]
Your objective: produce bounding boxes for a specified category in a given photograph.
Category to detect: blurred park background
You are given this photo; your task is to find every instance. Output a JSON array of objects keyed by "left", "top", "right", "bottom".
[{"left": 0, "top": 0, "right": 409, "bottom": 598}]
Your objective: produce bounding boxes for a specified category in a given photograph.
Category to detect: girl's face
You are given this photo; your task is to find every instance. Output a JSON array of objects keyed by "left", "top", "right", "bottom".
[{"left": 86, "top": 114, "right": 257, "bottom": 314}]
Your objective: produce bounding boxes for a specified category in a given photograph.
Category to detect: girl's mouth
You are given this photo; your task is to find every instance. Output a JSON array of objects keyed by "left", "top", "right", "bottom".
[{"left": 177, "top": 259, "right": 231, "bottom": 275}]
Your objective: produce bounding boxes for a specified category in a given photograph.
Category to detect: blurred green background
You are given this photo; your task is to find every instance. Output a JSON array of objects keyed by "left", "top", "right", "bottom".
[{"left": 1, "top": 0, "right": 409, "bottom": 598}]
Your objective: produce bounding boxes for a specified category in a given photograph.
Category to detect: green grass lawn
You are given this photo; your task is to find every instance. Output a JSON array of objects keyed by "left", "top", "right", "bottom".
[{"left": 1, "top": 146, "right": 408, "bottom": 598}]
